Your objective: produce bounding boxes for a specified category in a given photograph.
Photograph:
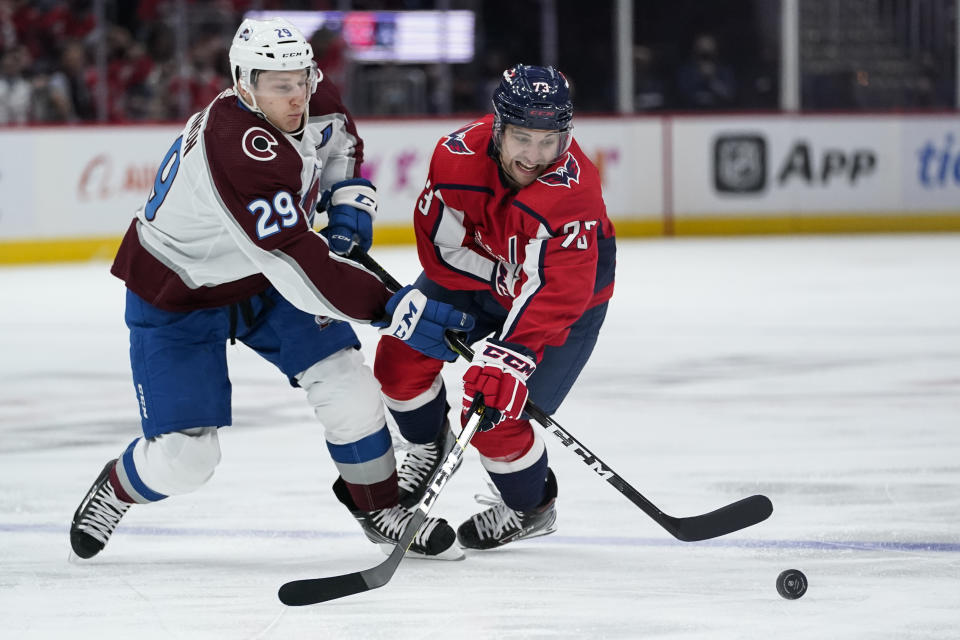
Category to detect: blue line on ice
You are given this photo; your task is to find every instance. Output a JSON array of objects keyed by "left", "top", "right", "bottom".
[{"left": 6, "top": 522, "right": 959, "bottom": 552}]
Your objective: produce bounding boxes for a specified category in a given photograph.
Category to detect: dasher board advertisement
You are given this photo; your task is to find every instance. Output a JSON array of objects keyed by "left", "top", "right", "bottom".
[{"left": 672, "top": 115, "right": 902, "bottom": 216}]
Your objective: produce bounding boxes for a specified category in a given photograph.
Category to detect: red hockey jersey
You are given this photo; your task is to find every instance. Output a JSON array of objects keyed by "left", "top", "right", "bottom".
[{"left": 414, "top": 114, "right": 616, "bottom": 358}]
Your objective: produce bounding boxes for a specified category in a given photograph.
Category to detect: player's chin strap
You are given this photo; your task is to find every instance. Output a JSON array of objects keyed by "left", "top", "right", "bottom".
[
  {"left": 345, "top": 246, "right": 774, "bottom": 544},
  {"left": 236, "top": 80, "right": 257, "bottom": 112}
]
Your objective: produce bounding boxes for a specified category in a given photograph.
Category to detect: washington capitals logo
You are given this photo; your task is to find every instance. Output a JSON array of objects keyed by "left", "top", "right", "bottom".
[
  {"left": 441, "top": 122, "right": 482, "bottom": 155},
  {"left": 537, "top": 152, "right": 580, "bottom": 188}
]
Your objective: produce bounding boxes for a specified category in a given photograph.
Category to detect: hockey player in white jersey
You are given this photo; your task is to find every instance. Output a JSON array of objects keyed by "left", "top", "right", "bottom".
[{"left": 69, "top": 18, "right": 471, "bottom": 562}]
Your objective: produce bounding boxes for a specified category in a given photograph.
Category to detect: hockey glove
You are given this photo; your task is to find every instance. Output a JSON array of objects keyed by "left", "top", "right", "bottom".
[
  {"left": 373, "top": 285, "right": 475, "bottom": 362},
  {"left": 319, "top": 178, "right": 377, "bottom": 255},
  {"left": 492, "top": 260, "right": 522, "bottom": 298},
  {"left": 462, "top": 338, "right": 537, "bottom": 431}
]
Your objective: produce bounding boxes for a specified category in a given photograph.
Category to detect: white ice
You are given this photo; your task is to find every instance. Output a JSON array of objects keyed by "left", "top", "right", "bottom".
[{"left": 1, "top": 235, "right": 958, "bottom": 639}]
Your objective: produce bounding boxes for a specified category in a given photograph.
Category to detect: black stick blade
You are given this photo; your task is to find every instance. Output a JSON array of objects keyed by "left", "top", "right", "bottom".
[
  {"left": 666, "top": 494, "right": 773, "bottom": 542},
  {"left": 278, "top": 543, "right": 405, "bottom": 606},
  {"left": 278, "top": 572, "right": 373, "bottom": 606}
]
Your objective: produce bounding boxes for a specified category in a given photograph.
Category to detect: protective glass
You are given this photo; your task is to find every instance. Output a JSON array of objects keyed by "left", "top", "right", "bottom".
[
  {"left": 496, "top": 124, "right": 573, "bottom": 166},
  {"left": 251, "top": 64, "right": 318, "bottom": 100}
]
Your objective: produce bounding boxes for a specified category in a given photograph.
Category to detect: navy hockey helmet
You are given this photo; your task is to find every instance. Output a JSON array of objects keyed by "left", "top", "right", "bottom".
[{"left": 492, "top": 64, "right": 574, "bottom": 161}]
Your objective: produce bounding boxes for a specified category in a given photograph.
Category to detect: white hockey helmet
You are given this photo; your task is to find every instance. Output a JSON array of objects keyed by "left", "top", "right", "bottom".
[{"left": 229, "top": 17, "right": 321, "bottom": 113}]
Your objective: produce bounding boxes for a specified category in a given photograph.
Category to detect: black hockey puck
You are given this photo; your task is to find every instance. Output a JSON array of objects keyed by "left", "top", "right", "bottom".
[{"left": 776, "top": 569, "right": 808, "bottom": 599}]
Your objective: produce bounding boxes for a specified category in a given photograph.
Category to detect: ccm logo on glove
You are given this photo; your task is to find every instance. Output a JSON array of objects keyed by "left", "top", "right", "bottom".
[
  {"left": 373, "top": 286, "right": 475, "bottom": 362},
  {"left": 462, "top": 338, "right": 537, "bottom": 431},
  {"left": 478, "top": 342, "right": 536, "bottom": 377}
]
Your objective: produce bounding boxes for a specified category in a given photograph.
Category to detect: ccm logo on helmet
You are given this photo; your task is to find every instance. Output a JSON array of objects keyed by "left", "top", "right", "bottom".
[{"left": 242, "top": 127, "right": 279, "bottom": 161}]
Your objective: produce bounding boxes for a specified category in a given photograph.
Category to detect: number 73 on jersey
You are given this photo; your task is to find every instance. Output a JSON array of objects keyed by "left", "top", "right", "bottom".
[{"left": 561, "top": 220, "right": 597, "bottom": 250}]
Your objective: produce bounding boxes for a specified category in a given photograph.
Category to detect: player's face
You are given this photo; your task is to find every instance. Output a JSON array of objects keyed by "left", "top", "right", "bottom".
[
  {"left": 251, "top": 69, "right": 309, "bottom": 132},
  {"left": 498, "top": 124, "right": 563, "bottom": 188}
]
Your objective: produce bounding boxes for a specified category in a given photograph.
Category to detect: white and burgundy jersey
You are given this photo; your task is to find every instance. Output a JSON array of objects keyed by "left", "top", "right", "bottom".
[
  {"left": 111, "top": 80, "right": 390, "bottom": 321},
  {"left": 414, "top": 114, "right": 616, "bottom": 359}
]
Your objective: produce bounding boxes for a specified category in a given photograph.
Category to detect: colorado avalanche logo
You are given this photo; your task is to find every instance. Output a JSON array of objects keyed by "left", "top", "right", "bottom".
[
  {"left": 537, "top": 152, "right": 580, "bottom": 188},
  {"left": 441, "top": 122, "right": 482, "bottom": 155},
  {"left": 241, "top": 127, "right": 278, "bottom": 162}
]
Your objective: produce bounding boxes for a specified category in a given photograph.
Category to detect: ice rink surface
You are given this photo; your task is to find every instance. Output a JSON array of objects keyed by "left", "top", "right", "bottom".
[{"left": 1, "top": 234, "right": 958, "bottom": 639}]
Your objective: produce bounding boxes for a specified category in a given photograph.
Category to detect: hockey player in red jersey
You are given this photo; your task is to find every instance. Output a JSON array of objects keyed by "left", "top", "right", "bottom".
[
  {"left": 69, "top": 18, "right": 471, "bottom": 563},
  {"left": 375, "top": 64, "right": 616, "bottom": 549}
]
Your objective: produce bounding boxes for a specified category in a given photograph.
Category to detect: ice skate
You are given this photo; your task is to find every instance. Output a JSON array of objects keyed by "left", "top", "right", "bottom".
[
  {"left": 396, "top": 421, "right": 462, "bottom": 508},
  {"left": 70, "top": 459, "right": 132, "bottom": 559},
  {"left": 457, "top": 469, "right": 558, "bottom": 550},
  {"left": 333, "top": 477, "right": 464, "bottom": 560}
]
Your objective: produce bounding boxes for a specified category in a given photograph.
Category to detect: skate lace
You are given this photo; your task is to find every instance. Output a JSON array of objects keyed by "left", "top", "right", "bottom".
[
  {"left": 78, "top": 482, "right": 130, "bottom": 545},
  {"left": 371, "top": 505, "right": 440, "bottom": 547},
  {"left": 397, "top": 442, "right": 439, "bottom": 492},
  {"left": 472, "top": 485, "right": 521, "bottom": 540}
]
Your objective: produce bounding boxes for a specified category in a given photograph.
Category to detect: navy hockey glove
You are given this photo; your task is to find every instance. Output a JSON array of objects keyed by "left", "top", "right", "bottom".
[
  {"left": 319, "top": 178, "right": 377, "bottom": 255},
  {"left": 373, "top": 285, "right": 475, "bottom": 362},
  {"left": 462, "top": 338, "right": 536, "bottom": 431}
]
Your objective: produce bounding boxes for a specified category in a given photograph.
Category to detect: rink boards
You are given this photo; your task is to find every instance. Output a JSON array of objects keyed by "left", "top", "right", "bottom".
[{"left": 2, "top": 113, "right": 959, "bottom": 263}]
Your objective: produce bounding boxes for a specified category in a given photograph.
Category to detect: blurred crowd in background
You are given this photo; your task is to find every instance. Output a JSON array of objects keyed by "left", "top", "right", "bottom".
[{"left": 0, "top": 0, "right": 956, "bottom": 125}]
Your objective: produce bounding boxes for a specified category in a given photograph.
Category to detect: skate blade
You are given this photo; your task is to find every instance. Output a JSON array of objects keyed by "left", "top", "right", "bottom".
[{"left": 67, "top": 550, "right": 88, "bottom": 564}]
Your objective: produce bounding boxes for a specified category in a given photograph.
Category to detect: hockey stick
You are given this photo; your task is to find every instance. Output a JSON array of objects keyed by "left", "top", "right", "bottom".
[
  {"left": 347, "top": 247, "right": 773, "bottom": 543},
  {"left": 278, "top": 401, "right": 487, "bottom": 606}
]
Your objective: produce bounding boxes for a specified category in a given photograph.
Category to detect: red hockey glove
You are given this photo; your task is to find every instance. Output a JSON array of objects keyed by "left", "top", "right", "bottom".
[{"left": 462, "top": 339, "right": 536, "bottom": 431}]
